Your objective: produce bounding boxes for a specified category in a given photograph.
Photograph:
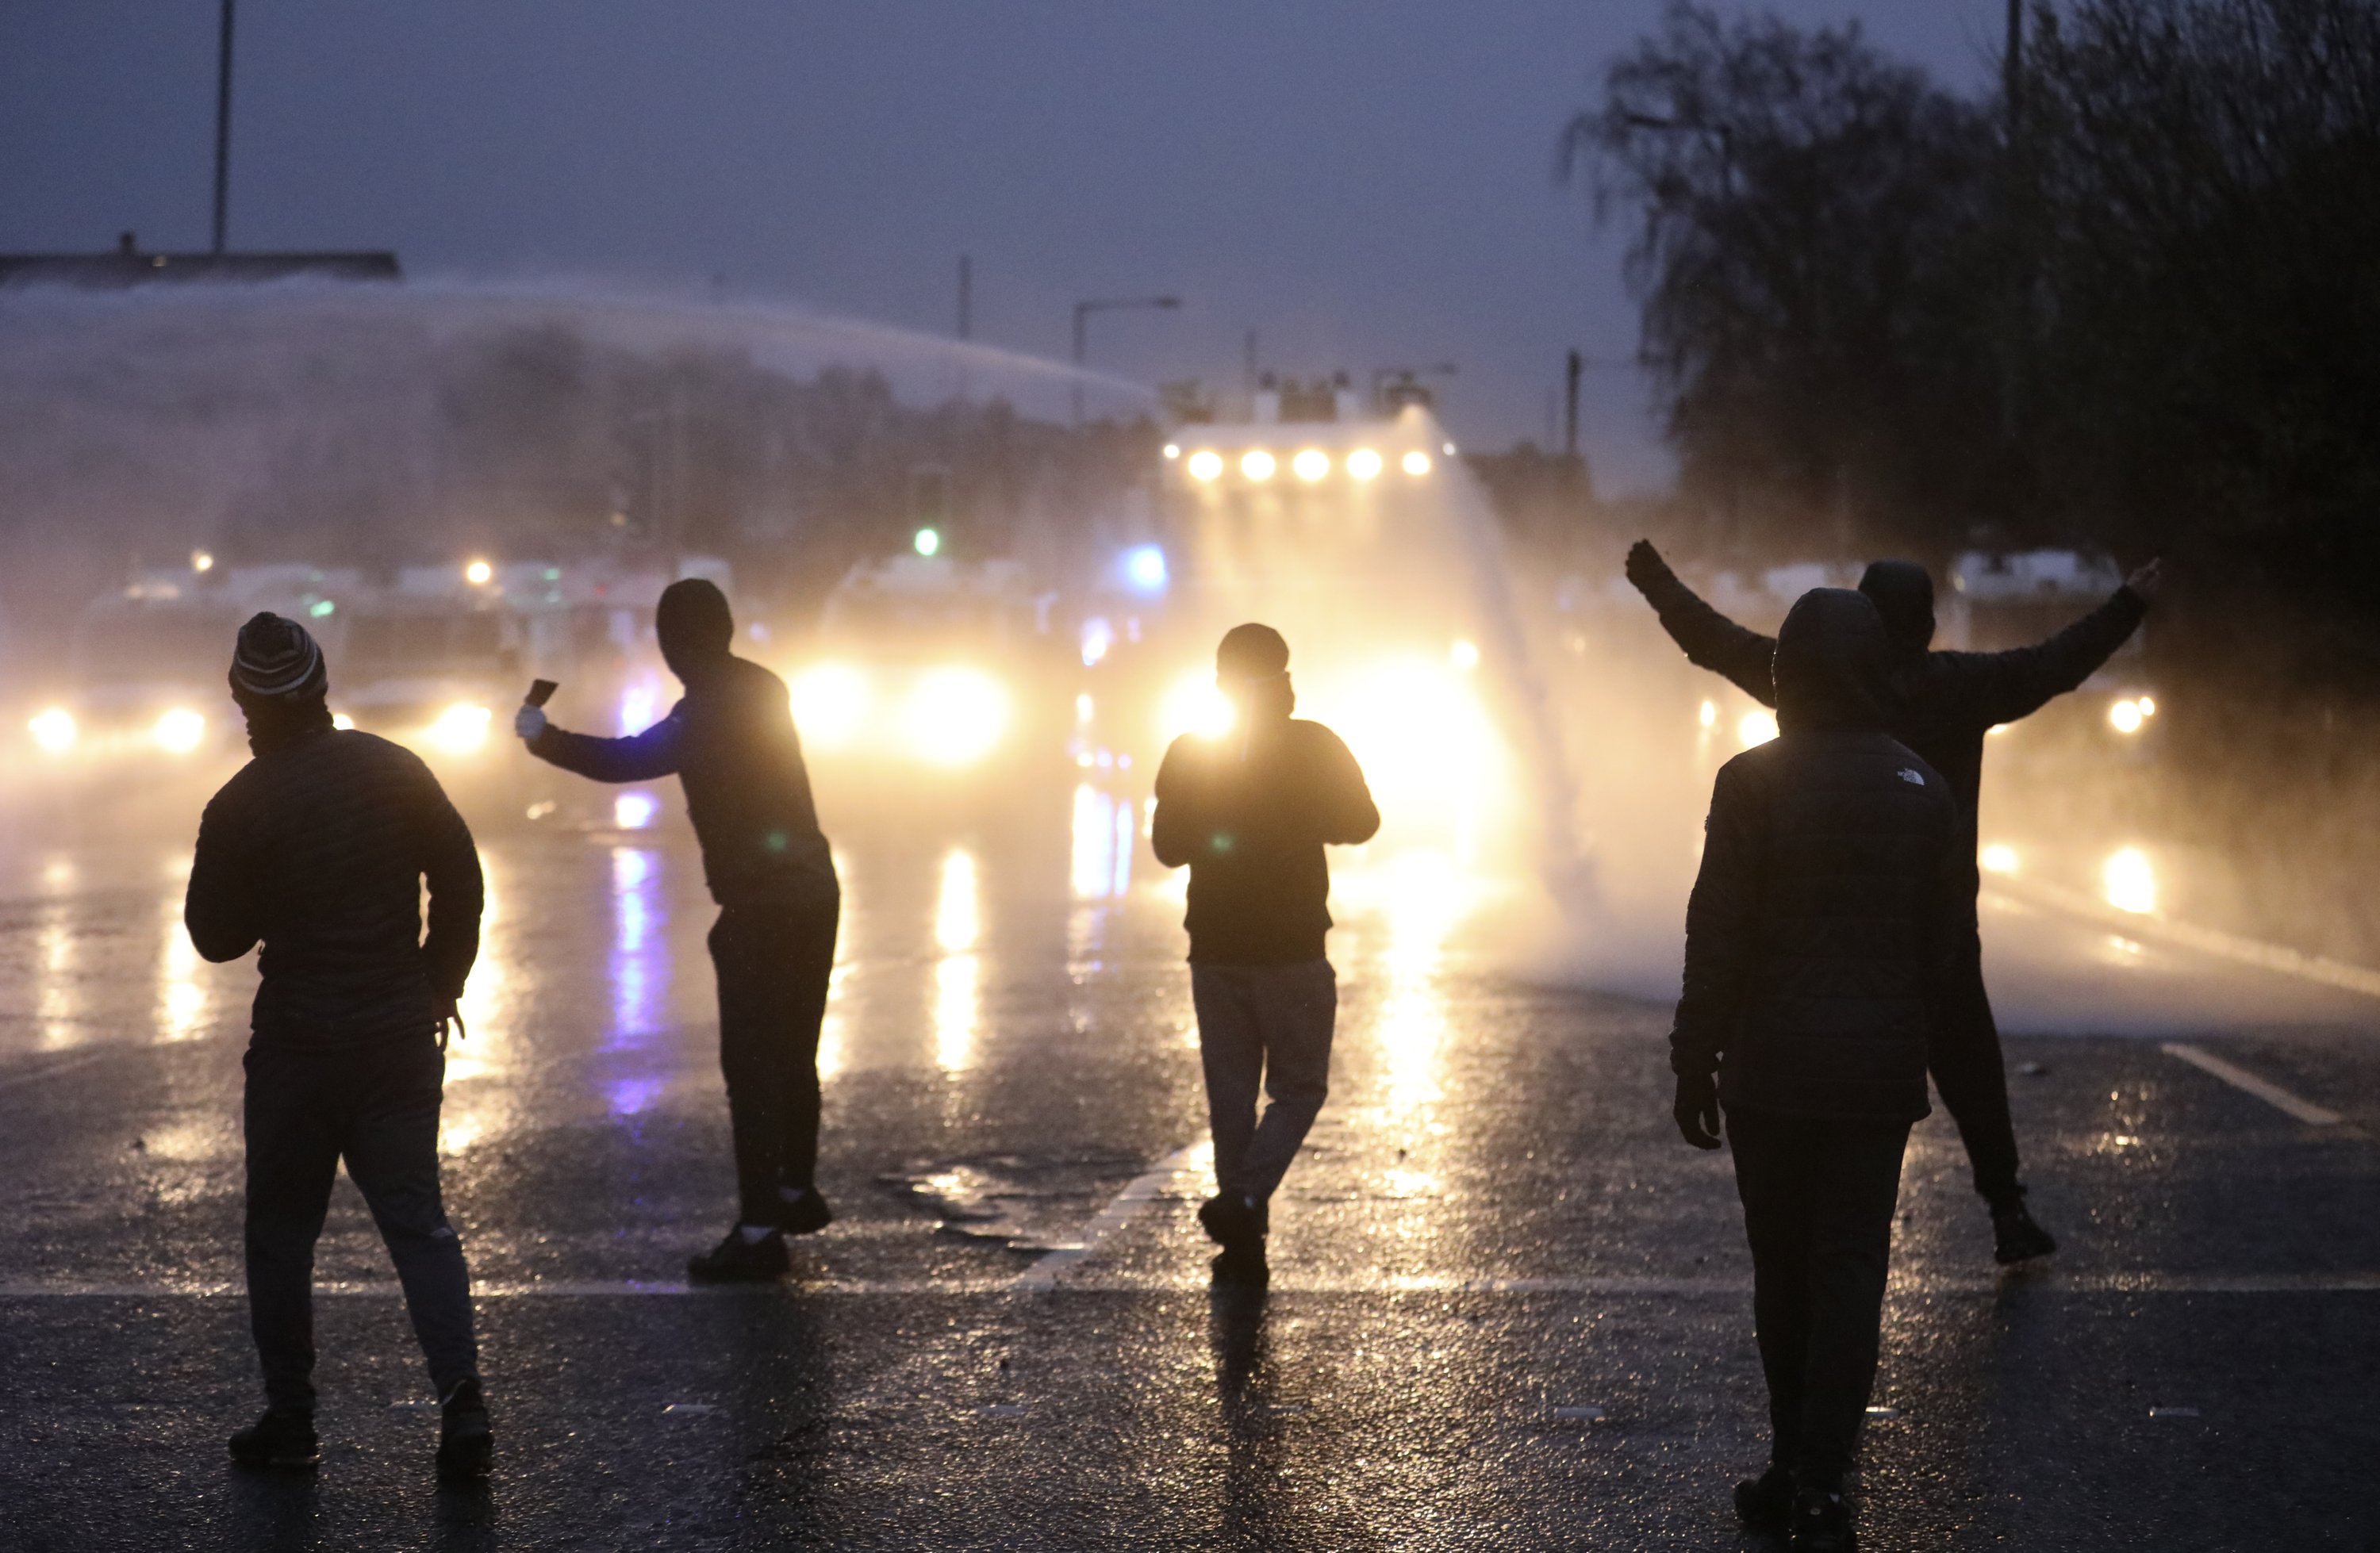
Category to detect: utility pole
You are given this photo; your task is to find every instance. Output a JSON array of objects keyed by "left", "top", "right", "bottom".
[
  {"left": 956, "top": 255, "right": 972, "bottom": 340},
  {"left": 212, "top": 0, "right": 236, "bottom": 254},
  {"left": 1563, "top": 349, "right": 1583, "bottom": 461},
  {"left": 2004, "top": 0, "right": 2024, "bottom": 143}
]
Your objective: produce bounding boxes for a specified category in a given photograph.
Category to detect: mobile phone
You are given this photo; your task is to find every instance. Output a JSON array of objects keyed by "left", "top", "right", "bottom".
[{"left": 525, "top": 679, "right": 559, "bottom": 708}]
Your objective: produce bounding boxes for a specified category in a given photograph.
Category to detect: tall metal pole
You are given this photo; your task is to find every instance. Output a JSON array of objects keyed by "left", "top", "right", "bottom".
[
  {"left": 1563, "top": 349, "right": 1583, "bottom": 460},
  {"left": 212, "top": 0, "right": 236, "bottom": 254},
  {"left": 957, "top": 255, "right": 972, "bottom": 340},
  {"left": 1071, "top": 303, "right": 1089, "bottom": 426}
]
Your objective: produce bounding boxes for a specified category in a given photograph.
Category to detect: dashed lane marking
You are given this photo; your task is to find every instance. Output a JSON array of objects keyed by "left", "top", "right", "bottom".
[
  {"left": 1013, "top": 1139, "right": 1210, "bottom": 1293},
  {"left": 2160, "top": 1041, "right": 2345, "bottom": 1126},
  {"left": 2, "top": 1271, "right": 2375, "bottom": 1298}
]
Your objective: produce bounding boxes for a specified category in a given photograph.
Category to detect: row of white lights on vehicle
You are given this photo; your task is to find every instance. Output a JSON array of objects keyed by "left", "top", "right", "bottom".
[
  {"left": 25, "top": 707, "right": 208, "bottom": 756},
  {"left": 1980, "top": 842, "right": 2159, "bottom": 915},
  {"left": 1165, "top": 444, "right": 1434, "bottom": 484},
  {"left": 789, "top": 664, "right": 1008, "bottom": 767},
  {"left": 2109, "top": 695, "right": 2156, "bottom": 734}
]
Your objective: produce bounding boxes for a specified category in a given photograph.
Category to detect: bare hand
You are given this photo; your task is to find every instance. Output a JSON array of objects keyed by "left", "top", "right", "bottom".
[
  {"left": 435, "top": 996, "right": 466, "bottom": 1049},
  {"left": 1672, "top": 1070, "right": 1722, "bottom": 1150},
  {"left": 1625, "top": 539, "right": 1672, "bottom": 593},
  {"left": 513, "top": 704, "right": 549, "bottom": 742},
  {"left": 2125, "top": 557, "right": 2163, "bottom": 603}
]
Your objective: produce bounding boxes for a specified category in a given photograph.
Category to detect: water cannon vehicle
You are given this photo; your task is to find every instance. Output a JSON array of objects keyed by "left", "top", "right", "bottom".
[{"left": 1945, "top": 548, "right": 2159, "bottom": 756}]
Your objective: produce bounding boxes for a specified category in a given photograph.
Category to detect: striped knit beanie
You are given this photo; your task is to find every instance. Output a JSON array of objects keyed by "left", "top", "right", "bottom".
[{"left": 228, "top": 612, "right": 328, "bottom": 701}]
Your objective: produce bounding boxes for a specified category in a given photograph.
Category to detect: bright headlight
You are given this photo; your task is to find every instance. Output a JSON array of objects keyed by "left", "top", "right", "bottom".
[
  {"left": 2109, "top": 698, "right": 2144, "bottom": 734},
  {"left": 1241, "top": 450, "right": 1276, "bottom": 481},
  {"left": 1292, "top": 448, "right": 1330, "bottom": 482},
  {"left": 790, "top": 664, "right": 869, "bottom": 751},
  {"left": 1347, "top": 448, "right": 1383, "bottom": 481},
  {"left": 426, "top": 703, "right": 492, "bottom": 755},
  {"left": 1160, "top": 670, "right": 1235, "bottom": 742},
  {"left": 1401, "top": 449, "right": 1434, "bottom": 477},
  {"left": 1737, "top": 709, "right": 1779, "bottom": 749},
  {"left": 28, "top": 707, "right": 76, "bottom": 753},
  {"left": 904, "top": 668, "right": 1008, "bottom": 766},
  {"left": 1186, "top": 450, "right": 1223, "bottom": 482},
  {"left": 154, "top": 707, "right": 207, "bottom": 755}
]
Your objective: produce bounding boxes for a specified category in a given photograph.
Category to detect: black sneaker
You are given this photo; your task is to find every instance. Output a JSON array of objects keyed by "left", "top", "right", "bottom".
[
  {"left": 776, "top": 1187, "right": 835, "bottom": 1237},
  {"left": 1734, "top": 1463, "right": 1794, "bottom": 1532},
  {"left": 228, "top": 1408, "right": 319, "bottom": 1470},
  {"left": 1196, "top": 1194, "right": 1268, "bottom": 1251},
  {"left": 435, "top": 1378, "right": 493, "bottom": 1479},
  {"left": 687, "top": 1227, "right": 790, "bottom": 1283},
  {"left": 1211, "top": 1243, "right": 1270, "bottom": 1286},
  {"left": 1992, "top": 1201, "right": 2058, "bottom": 1265},
  {"left": 1790, "top": 1487, "right": 1856, "bottom": 1551}
]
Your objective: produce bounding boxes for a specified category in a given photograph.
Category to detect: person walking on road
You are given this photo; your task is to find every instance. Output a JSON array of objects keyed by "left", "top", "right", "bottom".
[
  {"left": 186, "top": 612, "right": 492, "bottom": 1478},
  {"left": 1628, "top": 540, "right": 2160, "bottom": 1264},
  {"left": 515, "top": 577, "right": 840, "bottom": 1284},
  {"left": 1671, "top": 588, "right": 1962, "bottom": 1551},
  {"left": 1152, "top": 624, "right": 1380, "bottom": 1282}
]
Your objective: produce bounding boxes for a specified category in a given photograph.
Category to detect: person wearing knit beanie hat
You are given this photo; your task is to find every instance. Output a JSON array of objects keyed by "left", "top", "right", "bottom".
[
  {"left": 190, "top": 610, "right": 493, "bottom": 1474},
  {"left": 229, "top": 612, "right": 329, "bottom": 704}
]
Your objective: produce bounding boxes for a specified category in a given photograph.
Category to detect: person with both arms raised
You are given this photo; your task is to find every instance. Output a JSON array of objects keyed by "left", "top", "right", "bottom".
[
  {"left": 1672, "top": 588, "right": 1963, "bottom": 1550},
  {"left": 1628, "top": 540, "right": 2159, "bottom": 1265},
  {"left": 515, "top": 577, "right": 840, "bottom": 1283},
  {"left": 1152, "top": 623, "right": 1380, "bottom": 1282},
  {"left": 186, "top": 612, "right": 491, "bottom": 1478}
]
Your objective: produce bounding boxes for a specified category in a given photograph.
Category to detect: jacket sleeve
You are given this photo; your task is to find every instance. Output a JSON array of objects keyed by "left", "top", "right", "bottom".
[
  {"left": 183, "top": 796, "right": 261, "bottom": 964},
  {"left": 1633, "top": 563, "right": 1779, "bottom": 708},
  {"left": 528, "top": 701, "right": 688, "bottom": 784},
  {"left": 1672, "top": 758, "right": 1765, "bottom": 1078},
  {"left": 1149, "top": 737, "right": 1202, "bottom": 868},
  {"left": 1930, "top": 586, "right": 2148, "bottom": 728},
  {"left": 416, "top": 773, "right": 484, "bottom": 1003},
  {"left": 1307, "top": 728, "right": 1381, "bottom": 846}
]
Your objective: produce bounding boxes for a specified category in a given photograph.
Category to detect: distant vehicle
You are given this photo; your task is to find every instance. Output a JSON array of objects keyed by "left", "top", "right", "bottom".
[
  {"left": 23, "top": 559, "right": 351, "bottom": 769},
  {"left": 780, "top": 553, "right": 1065, "bottom": 784},
  {"left": 1945, "top": 548, "right": 2159, "bottom": 750}
]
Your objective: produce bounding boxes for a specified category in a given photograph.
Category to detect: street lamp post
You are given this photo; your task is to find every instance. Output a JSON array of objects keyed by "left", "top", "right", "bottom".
[
  {"left": 213, "top": 0, "right": 236, "bottom": 254},
  {"left": 1071, "top": 296, "right": 1180, "bottom": 426}
]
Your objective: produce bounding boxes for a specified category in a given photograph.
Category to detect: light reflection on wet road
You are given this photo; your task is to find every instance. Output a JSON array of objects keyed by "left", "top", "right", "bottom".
[{"left": 0, "top": 784, "right": 2375, "bottom": 1547}]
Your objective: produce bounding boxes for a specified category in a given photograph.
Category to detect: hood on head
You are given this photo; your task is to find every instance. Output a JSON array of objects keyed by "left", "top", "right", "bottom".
[
  {"left": 656, "top": 578, "right": 734, "bottom": 677},
  {"left": 1856, "top": 560, "right": 1935, "bottom": 656},
  {"left": 1773, "top": 588, "right": 1893, "bottom": 734}
]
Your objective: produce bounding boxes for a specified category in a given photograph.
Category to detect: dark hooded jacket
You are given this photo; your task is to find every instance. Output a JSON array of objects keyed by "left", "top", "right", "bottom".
[
  {"left": 186, "top": 724, "right": 482, "bottom": 1043},
  {"left": 1671, "top": 589, "right": 1960, "bottom": 1122},
  {"left": 1634, "top": 557, "right": 2145, "bottom": 906},
  {"left": 528, "top": 653, "right": 835, "bottom": 910}
]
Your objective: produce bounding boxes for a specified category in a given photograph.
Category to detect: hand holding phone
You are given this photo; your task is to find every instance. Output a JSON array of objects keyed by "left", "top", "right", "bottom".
[{"left": 525, "top": 679, "right": 559, "bottom": 707}]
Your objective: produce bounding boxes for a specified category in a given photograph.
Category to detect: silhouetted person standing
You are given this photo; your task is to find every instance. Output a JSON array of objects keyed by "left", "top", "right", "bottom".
[
  {"left": 515, "top": 578, "right": 839, "bottom": 1283},
  {"left": 1630, "top": 541, "right": 2159, "bottom": 1263},
  {"left": 1672, "top": 589, "right": 1959, "bottom": 1551},
  {"left": 1152, "top": 624, "right": 1379, "bottom": 1281},
  {"left": 186, "top": 613, "right": 490, "bottom": 1477}
]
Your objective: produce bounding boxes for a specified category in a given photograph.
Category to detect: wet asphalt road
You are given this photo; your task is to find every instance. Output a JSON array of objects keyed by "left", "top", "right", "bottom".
[{"left": 0, "top": 776, "right": 2375, "bottom": 1551}]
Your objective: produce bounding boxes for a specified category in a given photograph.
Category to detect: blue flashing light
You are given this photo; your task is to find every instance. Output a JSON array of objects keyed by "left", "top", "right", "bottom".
[{"left": 1123, "top": 543, "right": 1169, "bottom": 594}]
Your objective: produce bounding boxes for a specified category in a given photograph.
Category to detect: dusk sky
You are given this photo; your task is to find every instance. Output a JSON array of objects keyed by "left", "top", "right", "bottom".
[{"left": 2, "top": 2, "right": 2010, "bottom": 491}]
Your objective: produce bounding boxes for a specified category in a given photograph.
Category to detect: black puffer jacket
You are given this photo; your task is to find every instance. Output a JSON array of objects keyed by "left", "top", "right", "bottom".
[
  {"left": 1672, "top": 589, "right": 1960, "bottom": 1122},
  {"left": 1635, "top": 557, "right": 2145, "bottom": 902},
  {"left": 186, "top": 725, "right": 482, "bottom": 1043},
  {"left": 530, "top": 653, "right": 836, "bottom": 910}
]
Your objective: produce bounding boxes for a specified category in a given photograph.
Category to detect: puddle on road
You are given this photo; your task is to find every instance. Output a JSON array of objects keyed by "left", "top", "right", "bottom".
[{"left": 878, "top": 1152, "right": 1146, "bottom": 1256}]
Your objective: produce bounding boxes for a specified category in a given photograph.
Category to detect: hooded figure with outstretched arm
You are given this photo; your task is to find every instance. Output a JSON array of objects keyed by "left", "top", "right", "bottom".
[
  {"left": 1671, "top": 587, "right": 1961, "bottom": 1548},
  {"left": 515, "top": 577, "right": 840, "bottom": 1284},
  {"left": 1629, "top": 540, "right": 2159, "bottom": 1264}
]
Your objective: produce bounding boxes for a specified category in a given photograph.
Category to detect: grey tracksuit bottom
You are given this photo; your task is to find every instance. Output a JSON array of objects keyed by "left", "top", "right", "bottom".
[{"left": 1191, "top": 960, "right": 1336, "bottom": 1202}]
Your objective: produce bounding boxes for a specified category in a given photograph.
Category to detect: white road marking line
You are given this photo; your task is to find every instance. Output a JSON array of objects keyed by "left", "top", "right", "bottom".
[
  {"left": 1014, "top": 1139, "right": 1210, "bottom": 1292},
  {"left": 1987, "top": 877, "right": 2380, "bottom": 1001},
  {"left": 2160, "top": 1042, "right": 2344, "bottom": 1125},
  {"left": 2, "top": 1271, "right": 2374, "bottom": 1298},
  {"left": 0, "top": 1051, "right": 113, "bottom": 1095}
]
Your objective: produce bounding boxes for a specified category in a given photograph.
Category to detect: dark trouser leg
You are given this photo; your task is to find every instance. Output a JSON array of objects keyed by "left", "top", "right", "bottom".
[
  {"left": 1236, "top": 961, "right": 1336, "bottom": 1202},
  {"left": 243, "top": 1045, "right": 344, "bottom": 1413},
  {"left": 1792, "top": 1118, "right": 1912, "bottom": 1490},
  {"left": 1728, "top": 1108, "right": 1818, "bottom": 1471},
  {"left": 343, "top": 1038, "right": 478, "bottom": 1399},
  {"left": 712, "top": 899, "right": 839, "bottom": 1224},
  {"left": 1928, "top": 931, "right": 2024, "bottom": 1208},
  {"left": 1192, "top": 966, "right": 1262, "bottom": 1198}
]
